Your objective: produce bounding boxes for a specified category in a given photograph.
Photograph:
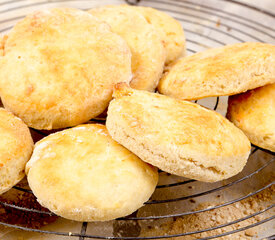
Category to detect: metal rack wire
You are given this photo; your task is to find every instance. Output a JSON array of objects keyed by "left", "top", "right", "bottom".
[{"left": 0, "top": 0, "right": 274, "bottom": 239}]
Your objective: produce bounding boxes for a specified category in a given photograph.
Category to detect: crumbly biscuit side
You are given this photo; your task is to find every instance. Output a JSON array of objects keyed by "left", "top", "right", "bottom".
[{"left": 106, "top": 113, "right": 249, "bottom": 182}]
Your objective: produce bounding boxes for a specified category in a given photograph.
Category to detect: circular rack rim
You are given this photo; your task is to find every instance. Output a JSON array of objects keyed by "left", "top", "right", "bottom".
[{"left": 0, "top": 0, "right": 274, "bottom": 239}]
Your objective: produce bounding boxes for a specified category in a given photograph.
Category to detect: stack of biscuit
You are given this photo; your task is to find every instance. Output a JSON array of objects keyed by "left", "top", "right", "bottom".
[{"left": 0, "top": 4, "right": 274, "bottom": 223}]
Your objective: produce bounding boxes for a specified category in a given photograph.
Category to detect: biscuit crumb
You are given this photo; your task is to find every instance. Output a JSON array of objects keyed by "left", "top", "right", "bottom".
[
  {"left": 245, "top": 229, "right": 257, "bottom": 237},
  {"left": 216, "top": 19, "right": 221, "bottom": 27},
  {"left": 141, "top": 185, "right": 274, "bottom": 239},
  {"left": 0, "top": 178, "right": 57, "bottom": 229}
]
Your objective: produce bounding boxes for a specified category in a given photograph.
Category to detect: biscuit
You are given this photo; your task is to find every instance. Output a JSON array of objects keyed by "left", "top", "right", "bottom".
[
  {"left": 89, "top": 5, "right": 165, "bottom": 91},
  {"left": 227, "top": 84, "right": 275, "bottom": 152},
  {"left": 133, "top": 6, "right": 186, "bottom": 64},
  {"left": 158, "top": 42, "right": 275, "bottom": 100},
  {"left": 0, "top": 108, "right": 33, "bottom": 194},
  {"left": 26, "top": 124, "right": 158, "bottom": 221},
  {"left": 0, "top": 8, "right": 132, "bottom": 130},
  {"left": 106, "top": 83, "right": 251, "bottom": 182}
]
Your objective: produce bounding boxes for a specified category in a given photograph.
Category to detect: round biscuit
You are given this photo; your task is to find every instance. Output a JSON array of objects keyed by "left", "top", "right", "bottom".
[
  {"left": 26, "top": 124, "right": 158, "bottom": 221},
  {"left": 158, "top": 42, "right": 275, "bottom": 100},
  {"left": 106, "top": 83, "right": 251, "bottom": 182},
  {"left": 0, "top": 8, "right": 132, "bottom": 130}
]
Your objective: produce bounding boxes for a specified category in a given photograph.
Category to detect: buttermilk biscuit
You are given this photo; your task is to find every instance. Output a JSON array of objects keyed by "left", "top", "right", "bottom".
[
  {"left": 227, "top": 84, "right": 275, "bottom": 152},
  {"left": 89, "top": 5, "right": 165, "bottom": 91},
  {"left": 0, "top": 8, "right": 132, "bottom": 130},
  {"left": 106, "top": 83, "right": 251, "bottom": 182},
  {"left": 133, "top": 6, "right": 186, "bottom": 64},
  {"left": 0, "top": 108, "right": 33, "bottom": 194},
  {"left": 158, "top": 42, "right": 275, "bottom": 100},
  {"left": 26, "top": 124, "right": 158, "bottom": 221}
]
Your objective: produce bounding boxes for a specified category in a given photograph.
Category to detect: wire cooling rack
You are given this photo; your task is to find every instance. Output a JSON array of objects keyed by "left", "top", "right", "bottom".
[{"left": 0, "top": 0, "right": 274, "bottom": 239}]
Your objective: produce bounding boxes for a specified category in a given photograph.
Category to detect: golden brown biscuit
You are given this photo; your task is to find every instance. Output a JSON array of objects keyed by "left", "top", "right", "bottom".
[
  {"left": 89, "top": 5, "right": 165, "bottom": 91},
  {"left": 26, "top": 124, "right": 158, "bottom": 222},
  {"left": 106, "top": 83, "right": 251, "bottom": 182},
  {"left": 0, "top": 108, "right": 33, "bottom": 194},
  {"left": 133, "top": 6, "right": 186, "bottom": 64},
  {"left": 158, "top": 42, "right": 275, "bottom": 100},
  {"left": 0, "top": 8, "right": 132, "bottom": 130},
  {"left": 227, "top": 84, "right": 275, "bottom": 152}
]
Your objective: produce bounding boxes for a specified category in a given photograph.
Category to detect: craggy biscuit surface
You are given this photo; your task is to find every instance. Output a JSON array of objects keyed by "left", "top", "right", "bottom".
[
  {"left": 0, "top": 8, "right": 132, "bottom": 129},
  {"left": 89, "top": 5, "right": 165, "bottom": 91},
  {"left": 227, "top": 84, "right": 275, "bottom": 152},
  {"left": 106, "top": 84, "right": 251, "bottom": 182},
  {"left": 0, "top": 108, "right": 33, "bottom": 194},
  {"left": 159, "top": 42, "right": 275, "bottom": 100},
  {"left": 26, "top": 124, "right": 158, "bottom": 221}
]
